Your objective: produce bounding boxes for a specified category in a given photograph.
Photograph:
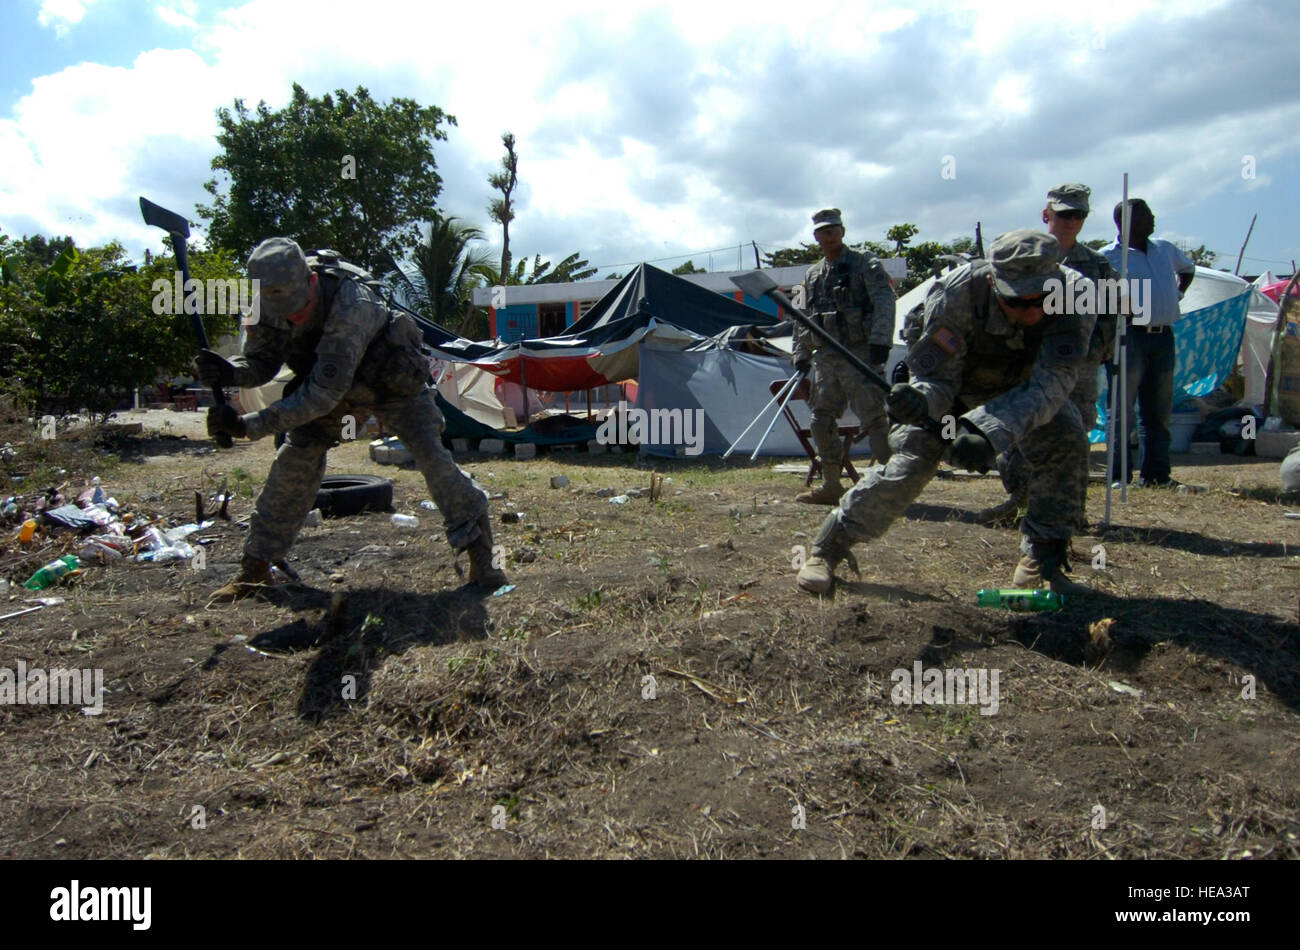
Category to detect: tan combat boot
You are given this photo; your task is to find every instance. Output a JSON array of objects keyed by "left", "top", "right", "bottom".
[
  {"left": 464, "top": 512, "right": 508, "bottom": 588},
  {"left": 208, "top": 556, "right": 273, "bottom": 604},
  {"left": 796, "top": 514, "right": 859, "bottom": 595},
  {"left": 796, "top": 463, "right": 844, "bottom": 505},
  {"left": 1013, "top": 549, "right": 1091, "bottom": 597}
]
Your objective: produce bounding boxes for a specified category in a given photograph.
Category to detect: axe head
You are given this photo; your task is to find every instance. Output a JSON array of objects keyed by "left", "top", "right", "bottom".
[
  {"left": 730, "top": 270, "right": 779, "bottom": 299},
  {"left": 139, "top": 196, "right": 191, "bottom": 239}
]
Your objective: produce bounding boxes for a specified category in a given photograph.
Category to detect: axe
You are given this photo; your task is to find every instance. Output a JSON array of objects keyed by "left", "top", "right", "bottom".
[
  {"left": 139, "top": 196, "right": 233, "bottom": 449},
  {"left": 730, "top": 270, "right": 946, "bottom": 440}
]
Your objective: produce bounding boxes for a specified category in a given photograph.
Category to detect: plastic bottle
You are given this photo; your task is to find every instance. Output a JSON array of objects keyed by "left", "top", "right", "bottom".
[
  {"left": 391, "top": 513, "right": 419, "bottom": 528},
  {"left": 24, "top": 555, "right": 81, "bottom": 590},
  {"left": 18, "top": 519, "right": 37, "bottom": 543},
  {"left": 975, "top": 588, "right": 1064, "bottom": 612}
]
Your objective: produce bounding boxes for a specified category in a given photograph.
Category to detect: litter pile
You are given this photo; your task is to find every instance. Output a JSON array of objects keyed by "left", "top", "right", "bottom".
[{"left": 2, "top": 477, "right": 230, "bottom": 591}]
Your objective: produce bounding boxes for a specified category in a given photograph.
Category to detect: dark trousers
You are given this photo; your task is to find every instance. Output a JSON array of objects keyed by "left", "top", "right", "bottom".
[{"left": 1104, "top": 326, "right": 1176, "bottom": 483}]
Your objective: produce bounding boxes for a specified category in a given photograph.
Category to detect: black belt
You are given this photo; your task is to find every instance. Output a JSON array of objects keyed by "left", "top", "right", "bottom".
[{"left": 1129, "top": 324, "right": 1170, "bottom": 334}]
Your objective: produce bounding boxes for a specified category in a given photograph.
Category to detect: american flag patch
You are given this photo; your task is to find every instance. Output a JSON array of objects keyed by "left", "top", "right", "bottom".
[{"left": 933, "top": 327, "right": 959, "bottom": 354}]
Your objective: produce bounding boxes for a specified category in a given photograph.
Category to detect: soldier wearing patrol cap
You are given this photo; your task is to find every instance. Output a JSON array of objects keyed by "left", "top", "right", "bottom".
[
  {"left": 978, "top": 183, "right": 1120, "bottom": 528},
  {"left": 196, "top": 237, "right": 507, "bottom": 602},
  {"left": 792, "top": 208, "right": 897, "bottom": 505},
  {"left": 796, "top": 229, "right": 1096, "bottom": 596}
]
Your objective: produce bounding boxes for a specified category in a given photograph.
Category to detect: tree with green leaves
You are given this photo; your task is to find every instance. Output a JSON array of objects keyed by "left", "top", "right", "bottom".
[
  {"left": 480, "top": 252, "right": 596, "bottom": 286},
  {"left": 671, "top": 260, "right": 705, "bottom": 275},
  {"left": 384, "top": 214, "right": 495, "bottom": 333},
  {"left": 761, "top": 244, "right": 822, "bottom": 267},
  {"left": 886, "top": 223, "right": 920, "bottom": 254},
  {"left": 487, "top": 132, "right": 519, "bottom": 286},
  {"left": 0, "top": 233, "right": 242, "bottom": 418},
  {"left": 198, "top": 84, "right": 455, "bottom": 271},
  {"left": 1187, "top": 245, "right": 1217, "bottom": 267}
]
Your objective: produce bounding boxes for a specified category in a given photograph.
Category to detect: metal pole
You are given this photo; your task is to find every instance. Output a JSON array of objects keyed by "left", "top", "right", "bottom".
[
  {"left": 722, "top": 371, "right": 802, "bottom": 459},
  {"left": 750, "top": 372, "right": 804, "bottom": 460},
  {"left": 1103, "top": 173, "right": 1132, "bottom": 522}
]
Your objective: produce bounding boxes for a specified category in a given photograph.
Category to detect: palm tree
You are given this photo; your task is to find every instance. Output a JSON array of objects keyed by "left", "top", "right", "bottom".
[{"left": 384, "top": 213, "right": 495, "bottom": 335}]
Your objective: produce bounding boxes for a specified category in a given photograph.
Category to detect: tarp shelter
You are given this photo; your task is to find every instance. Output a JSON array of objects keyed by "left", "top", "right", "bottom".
[
  {"left": 1092, "top": 266, "right": 1251, "bottom": 441},
  {"left": 443, "top": 263, "right": 781, "bottom": 391}
]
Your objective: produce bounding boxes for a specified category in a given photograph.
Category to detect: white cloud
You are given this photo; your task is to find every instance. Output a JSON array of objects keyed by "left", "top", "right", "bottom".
[
  {"left": 3, "top": 0, "right": 1298, "bottom": 271},
  {"left": 156, "top": 0, "right": 198, "bottom": 29},
  {"left": 36, "top": 0, "right": 106, "bottom": 37}
]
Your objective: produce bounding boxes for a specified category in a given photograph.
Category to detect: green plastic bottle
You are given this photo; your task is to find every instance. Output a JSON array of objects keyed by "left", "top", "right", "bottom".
[
  {"left": 975, "top": 588, "right": 1063, "bottom": 612},
  {"left": 24, "top": 554, "right": 81, "bottom": 591}
]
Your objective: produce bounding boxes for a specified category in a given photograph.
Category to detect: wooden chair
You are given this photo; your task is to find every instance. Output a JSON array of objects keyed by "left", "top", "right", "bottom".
[{"left": 770, "top": 377, "right": 861, "bottom": 486}]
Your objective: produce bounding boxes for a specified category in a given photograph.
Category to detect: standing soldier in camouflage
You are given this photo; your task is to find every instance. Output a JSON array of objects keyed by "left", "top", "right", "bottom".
[
  {"left": 796, "top": 230, "right": 1095, "bottom": 596},
  {"left": 978, "top": 184, "right": 1119, "bottom": 527},
  {"left": 197, "top": 238, "right": 507, "bottom": 602},
  {"left": 792, "top": 208, "right": 897, "bottom": 504}
]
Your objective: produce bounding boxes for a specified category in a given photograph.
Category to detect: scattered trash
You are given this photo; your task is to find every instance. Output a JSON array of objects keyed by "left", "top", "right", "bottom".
[
  {"left": 975, "top": 588, "right": 1064, "bottom": 611},
  {"left": 608, "top": 495, "right": 630, "bottom": 505},
  {"left": 501, "top": 512, "right": 524, "bottom": 524},
  {"left": 79, "top": 539, "right": 124, "bottom": 563},
  {"left": 0, "top": 597, "right": 64, "bottom": 622},
  {"left": 24, "top": 555, "right": 81, "bottom": 590},
  {"left": 1108, "top": 680, "right": 1143, "bottom": 698},
  {"left": 1176, "top": 484, "right": 1206, "bottom": 495},
  {"left": 137, "top": 543, "right": 196, "bottom": 564},
  {"left": 1286, "top": 512, "right": 1300, "bottom": 520},
  {"left": 649, "top": 473, "right": 665, "bottom": 502},
  {"left": 419, "top": 500, "right": 439, "bottom": 510},
  {"left": 42, "top": 504, "right": 95, "bottom": 531},
  {"left": 391, "top": 513, "right": 420, "bottom": 528},
  {"left": 17, "top": 519, "right": 36, "bottom": 543},
  {"left": 491, "top": 584, "right": 516, "bottom": 597}
]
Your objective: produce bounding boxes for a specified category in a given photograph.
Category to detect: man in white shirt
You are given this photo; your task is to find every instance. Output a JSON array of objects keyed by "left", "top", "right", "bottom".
[{"left": 1102, "top": 198, "right": 1195, "bottom": 487}]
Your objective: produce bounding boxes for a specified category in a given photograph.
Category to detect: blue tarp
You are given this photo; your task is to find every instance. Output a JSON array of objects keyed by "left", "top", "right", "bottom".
[{"left": 1092, "top": 290, "right": 1250, "bottom": 443}]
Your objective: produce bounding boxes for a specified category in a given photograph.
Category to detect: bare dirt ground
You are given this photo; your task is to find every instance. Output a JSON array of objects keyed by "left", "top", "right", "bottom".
[{"left": 0, "top": 407, "right": 1296, "bottom": 859}]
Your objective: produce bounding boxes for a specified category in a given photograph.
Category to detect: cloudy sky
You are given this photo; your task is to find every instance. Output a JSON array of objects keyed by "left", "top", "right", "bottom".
[{"left": 2, "top": 0, "right": 1297, "bottom": 279}]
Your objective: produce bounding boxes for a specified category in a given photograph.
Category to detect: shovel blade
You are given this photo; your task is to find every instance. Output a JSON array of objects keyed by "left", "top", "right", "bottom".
[
  {"left": 139, "top": 196, "right": 191, "bottom": 239},
  {"left": 730, "top": 270, "right": 778, "bottom": 299}
]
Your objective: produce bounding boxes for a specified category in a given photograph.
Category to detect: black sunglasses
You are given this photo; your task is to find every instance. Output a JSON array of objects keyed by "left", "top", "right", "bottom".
[
  {"left": 998, "top": 292, "right": 1049, "bottom": 310},
  {"left": 1054, "top": 209, "right": 1087, "bottom": 221}
]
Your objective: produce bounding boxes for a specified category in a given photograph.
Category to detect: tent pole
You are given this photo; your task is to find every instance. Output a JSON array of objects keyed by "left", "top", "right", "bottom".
[
  {"left": 1119, "top": 174, "right": 1130, "bottom": 504},
  {"left": 520, "top": 355, "right": 528, "bottom": 427},
  {"left": 1234, "top": 213, "right": 1257, "bottom": 277}
]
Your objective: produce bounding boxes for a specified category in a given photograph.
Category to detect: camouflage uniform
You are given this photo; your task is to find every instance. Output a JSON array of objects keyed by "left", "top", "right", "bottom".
[
  {"left": 793, "top": 247, "right": 897, "bottom": 465},
  {"left": 798, "top": 231, "right": 1096, "bottom": 593},
  {"left": 996, "top": 188, "right": 1118, "bottom": 527},
  {"left": 207, "top": 239, "right": 496, "bottom": 596}
]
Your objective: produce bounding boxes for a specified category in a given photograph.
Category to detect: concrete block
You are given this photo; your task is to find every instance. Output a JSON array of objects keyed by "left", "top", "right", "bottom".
[
  {"left": 451, "top": 438, "right": 469, "bottom": 453},
  {"left": 550, "top": 475, "right": 570, "bottom": 489},
  {"left": 479, "top": 438, "right": 506, "bottom": 454},
  {"left": 514, "top": 441, "right": 537, "bottom": 459},
  {"left": 587, "top": 440, "right": 606, "bottom": 454}
]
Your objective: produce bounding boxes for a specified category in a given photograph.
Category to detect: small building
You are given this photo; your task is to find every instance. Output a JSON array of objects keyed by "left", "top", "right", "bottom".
[{"left": 469, "top": 260, "right": 908, "bottom": 341}]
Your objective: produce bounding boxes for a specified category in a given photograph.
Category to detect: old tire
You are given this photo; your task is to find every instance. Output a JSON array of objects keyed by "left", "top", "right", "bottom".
[{"left": 314, "top": 474, "right": 393, "bottom": 518}]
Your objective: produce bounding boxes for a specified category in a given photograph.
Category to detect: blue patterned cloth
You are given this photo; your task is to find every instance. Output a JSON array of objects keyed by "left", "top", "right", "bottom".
[{"left": 1092, "top": 290, "right": 1250, "bottom": 442}]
